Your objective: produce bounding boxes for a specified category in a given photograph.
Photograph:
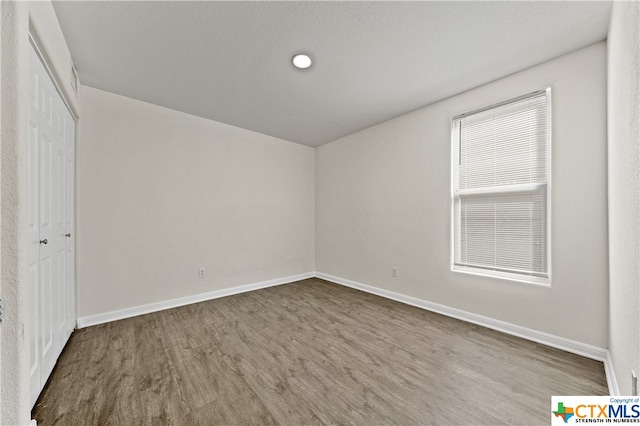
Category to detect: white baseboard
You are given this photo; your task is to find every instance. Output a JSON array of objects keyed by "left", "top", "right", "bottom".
[
  {"left": 76, "top": 272, "right": 315, "bottom": 329},
  {"left": 604, "top": 350, "right": 620, "bottom": 396},
  {"left": 314, "top": 271, "right": 617, "bottom": 395}
]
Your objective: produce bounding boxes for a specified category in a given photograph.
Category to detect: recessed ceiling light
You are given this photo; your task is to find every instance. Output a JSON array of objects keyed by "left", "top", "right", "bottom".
[{"left": 292, "top": 54, "right": 312, "bottom": 69}]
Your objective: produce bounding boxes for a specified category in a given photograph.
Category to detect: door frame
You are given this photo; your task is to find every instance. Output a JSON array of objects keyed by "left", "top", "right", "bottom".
[{"left": 28, "top": 35, "right": 78, "bottom": 121}]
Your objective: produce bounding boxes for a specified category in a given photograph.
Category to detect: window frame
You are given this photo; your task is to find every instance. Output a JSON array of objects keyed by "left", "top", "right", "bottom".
[{"left": 450, "top": 88, "right": 552, "bottom": 286}]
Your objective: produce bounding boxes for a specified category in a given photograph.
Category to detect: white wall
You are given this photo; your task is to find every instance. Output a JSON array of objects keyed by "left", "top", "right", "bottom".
[
  {"left": 77, "top": 86, "right": 315, "bottom": 318},
  {"left": 608, "top": 0, "right": 640, "bottom": 395},
  {"left": 316, "top": 43, "right": 608, "bottom": 348},
  {"left": 0, "top": 1, "right": 79, "bottom": 424}
]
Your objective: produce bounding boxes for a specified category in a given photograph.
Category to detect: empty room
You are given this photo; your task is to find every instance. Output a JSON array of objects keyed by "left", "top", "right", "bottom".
[{"left": 1, "top": 0, "right": 639, "bottom": 425}]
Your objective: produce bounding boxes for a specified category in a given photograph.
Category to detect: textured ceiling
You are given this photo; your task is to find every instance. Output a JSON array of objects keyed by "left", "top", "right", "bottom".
[{"left": 53, "top": 1, "right": 611, "bottom": 147}]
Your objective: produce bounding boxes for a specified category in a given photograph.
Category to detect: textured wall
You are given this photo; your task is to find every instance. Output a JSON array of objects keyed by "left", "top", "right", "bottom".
[
  {"left": 0, "top": 3, "right": 29, "bottom": 424},
  {"left": 316, "top": 43, "right": 608, "bottom": 348},
  {"left": 608, "top": 0, "right": 640, "bottom": 395},
  {"left": 77, "top": 87, "right": 315, "bottom": 318}
]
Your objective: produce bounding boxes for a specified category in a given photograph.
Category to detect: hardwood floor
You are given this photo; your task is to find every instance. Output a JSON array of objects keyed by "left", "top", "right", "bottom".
[{"left": 32, "top": 278, "right": 608, "bottom": 425}]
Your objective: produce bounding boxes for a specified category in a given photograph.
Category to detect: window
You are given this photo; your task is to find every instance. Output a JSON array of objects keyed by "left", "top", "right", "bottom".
[{"left": 451, "top": 89, "right": 550, "bottom": 284}]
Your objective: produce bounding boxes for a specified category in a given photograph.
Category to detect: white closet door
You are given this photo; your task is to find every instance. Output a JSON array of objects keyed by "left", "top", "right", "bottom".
[{"left": 28, "top": 41, "right": 76, "bottom": 408}]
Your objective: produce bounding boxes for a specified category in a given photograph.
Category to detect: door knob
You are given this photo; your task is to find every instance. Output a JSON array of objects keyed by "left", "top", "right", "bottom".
[
  {"left": 65, "top": 233, "right": 71, "bottom": 237},
  {"left": 40, "top": 239, "right": 48, "bottom": 245}
]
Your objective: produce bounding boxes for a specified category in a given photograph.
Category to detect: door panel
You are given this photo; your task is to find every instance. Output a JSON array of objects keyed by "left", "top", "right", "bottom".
[
  {"left": 28, "top": 46, "right": 41, "bottom": 406},
  {"left": 39, "top": 255, "right": 54, "bottom": 381},
  {"left": 39, "top": 133, "right": 52, "bottom": 237},
  {"left": 54, "top": 142, "right": 66, "bottom": 352},
  {"left": 38, "top": 124, "right": 55, "bottom": 386}
]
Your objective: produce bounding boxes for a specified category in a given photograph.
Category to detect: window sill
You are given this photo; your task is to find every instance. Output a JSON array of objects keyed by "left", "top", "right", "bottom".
[{"left": 452, "top": 264, "right": 551, "bottom": 287}]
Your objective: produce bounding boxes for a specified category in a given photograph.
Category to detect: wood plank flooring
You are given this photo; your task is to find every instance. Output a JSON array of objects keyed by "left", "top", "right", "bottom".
[{"left": 32, "top": 278, "right": 608, "bottom": 425}]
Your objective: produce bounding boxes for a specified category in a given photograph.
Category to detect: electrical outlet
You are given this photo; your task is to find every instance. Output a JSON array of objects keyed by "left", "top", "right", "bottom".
[
  {"left": 199, "top": 267, "right": 206, "bottom": 278},
  {"left": 392, "top": 267, "right": 398, "bottom": 278},
  {"left": 632, "top": 371, "right": 637, "bottom": 396}
]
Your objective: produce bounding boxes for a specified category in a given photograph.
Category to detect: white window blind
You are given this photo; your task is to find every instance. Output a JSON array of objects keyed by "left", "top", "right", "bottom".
[{"left": 452, "top": 89, "right": 550, "bottom": 283}]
